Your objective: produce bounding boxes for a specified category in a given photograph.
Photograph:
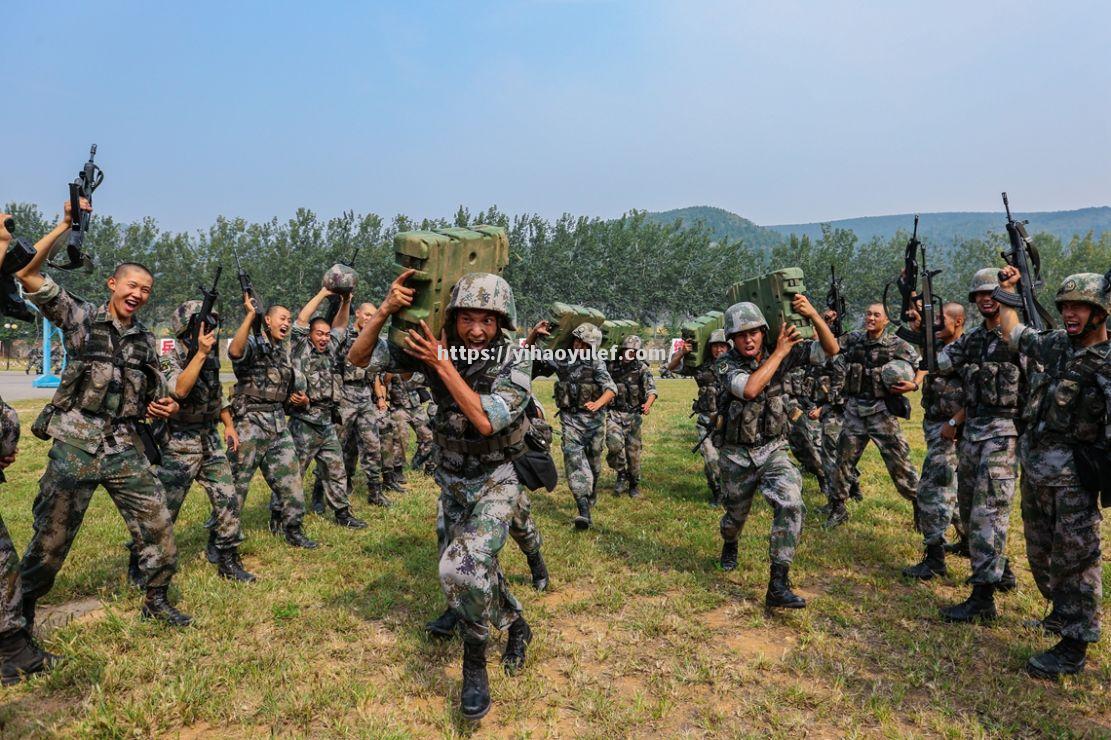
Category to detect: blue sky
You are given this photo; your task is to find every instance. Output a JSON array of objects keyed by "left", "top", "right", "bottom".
[{"left": 6, "top": 1, "right": 1109, "bottom": 233}]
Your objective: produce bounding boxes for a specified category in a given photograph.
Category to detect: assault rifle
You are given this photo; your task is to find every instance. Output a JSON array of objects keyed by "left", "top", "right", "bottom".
[
  {"left": 887, "top": 216, "right": 944, "bottom": 372},
  {"left": 50, "top": 145, "right": 103, "bottom": 271},
  {"left": 825, "top": 265, "right": 847, "bottom": 336},
  {"left": 183, "top": 266, "right": 222, "bottom": 362},
  {"left": 231, "top": 244, "right": 272, "bottom": 353},
  {"left": 995, "top": 193, "right": 1055, "bottom": 330}
]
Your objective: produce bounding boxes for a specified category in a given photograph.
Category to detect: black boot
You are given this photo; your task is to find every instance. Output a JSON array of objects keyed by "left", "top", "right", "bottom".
[
  {"left": 216, "top": 547, "right": 257, "bottom": 583},
  {"left": 0, "top": 628, "right": 59, "bottom": 686},
  {"left": 1027, "top": 637, "right": 1088, "bottom": 679},
  {"left": 720, "top": 540, "right": 738, "bottom": 571},
  {"left": 334, "top": 509, "right": 368, "bottom": 529},
  {"left": 311, "top": 479, "right": 325, "bottom": 516},
  {"left": 393, "top": 466, "right": 408, "bottom": 486},
  {"left": 944, "top": 537, "right": 970, "bottom": 559},
  {"left": 902, "top": 543, "right": 947, "bottom": 580},
  {"left": 997, "top": 558, "right": 1017, "bottom": 593},
  {"left": 384, "top": 470, "right": 407, "bottom": 493},
  {"left": 141, "top": 586, "right": 193, "bottom": 627},
  {"left": 614, "top": 471, "right": 629, "bottom": 496},
  {"left": 284, "top": 524, "right": 319, "bottom": 549},
  {"left": 426, "top": 608, "right": 460, "bottom": 640},
  {"left": 823, "top": 501, "right": 850, "bottom": 529},
  {"left": 628, "top": 476, "right": 641, "bottom": 499},
  {"left": 766, "top": 562, "right": 806, "bottom": 609},
  {"left": 205, "top": 528, "right": 219, "bottom": 564},
  {"left": 126, "top": 543, "right": 145, "bottom": 589},
  {"left": 460, "top": 639, "right": 491, "bottom": 720},
  {"left": 526, "top": 551, "right": 549, "bottom": 592},
  {"left": 1024, "top": 606, "right": 1067, "bottom": 635},
  {"left": 367, "top": 482, "right": 392, "bottom": 508},
  {"left": 268, "top": 509, "right": 283, "bottom": 535},
  {"left": 501, "top": 616, "right": 532, "bottom": 675},
  {"left": 572, "top": 499, "right": 592, "bottom": 530},
  {"left": 940, "top": 584, "right": 997, "bottom": 623}
]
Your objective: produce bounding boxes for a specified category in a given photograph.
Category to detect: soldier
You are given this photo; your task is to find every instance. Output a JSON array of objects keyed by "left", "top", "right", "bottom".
[
  {"left": 784, "top": 364, "right": 827, "bottom": 495},
  {"left": 528, "top": 322, "right": 617, "bottom": 529},
  {"left": 348, "top": 270, "right": 535, "bottom": 721},
  {"left": 377, "top": 375, "right": 408, "bottom": 494},
  {"left": 227, "top": 297, "right": 317, "bottom": 549},
  {"left": 384, "top": 371, "right": 436, "bottom": 475},
  {"left": 667, "top": 330, "right": 730, "bottom": 505},
  {"left": 824, "top": 303, "right": 920, "bottom": 529},
  {"left": 14, "top": 199, "right": 191, "bottom": 628},
  {"left": 916, "top": 270, "right": 1022, "bottom": 622},
  {"left": 715, "top": 299, "right": 840, "bottom": 608},
  {"left": 288, "top": 286, "right": 367, "bottom": 529},
  {"left": 155, "top": 300, "right": 255, "bottom": 582},
  {"left": 810, "top": 313, "right": 862, "bottom": 509},
  {"left": 902, "top": 302, "right": 966, "bottom": 580},
  {"left": 997, "top": 267, "right": 1108, "bottom": 678},
  {"left": 605, "top": 335, "right": 657, "bottom": 497}
]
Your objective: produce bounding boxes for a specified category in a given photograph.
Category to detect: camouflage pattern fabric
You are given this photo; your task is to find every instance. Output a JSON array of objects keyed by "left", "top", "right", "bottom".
[
  {"left": 227, "top": 409, "right": 306, "bottom": 527},
  {"left": 832, "top": 403, "right": 919, "bottom": 505},
  {"left": 696, "top": 413, "right": 722, "bottom": 492},
  {"left": 956, "top": 435, "right": 1017, "bottom": 584},
  {"left": 389, "top": 406, "right": 435, "bottom": 469},
  {"left": 157, "top": 427, "right": 244, "bottom": 549},
  {"left": 376, "top": 407, "right": 401, "bottom": 472},
  {"left": 560, "top": 411, "right": 606, "bottom": 506},
  {"left": 0, "top": 513, "right": 22, "bottom": 634},
  {"left": 290, "top": 418, "right": 351, "bottom": 513},
  {"left": 917, "top": 420, "right": 959, "bottom": 547},
  {"left": 21, "top": 443, "right": 178, "bottom": 601},
  {"left": 605, "top": 409, "right": 643, "bottom": 480},
  {"left": 787, "top": 411, "right": 824, "bottom": 483},
  {"left": 436, "top": 484, "right": 542, "bottom": 560},
  {"left": 819, "top": 407, "right": 859, "bottom": 498},
  {"left": 719, "top": 445, "right": 804, "bottom": 565}
]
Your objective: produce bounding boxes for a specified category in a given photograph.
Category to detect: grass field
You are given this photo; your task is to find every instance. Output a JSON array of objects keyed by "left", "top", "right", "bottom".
[{"left": 0, "top": 378, "right": 1107, "bottom": 737}]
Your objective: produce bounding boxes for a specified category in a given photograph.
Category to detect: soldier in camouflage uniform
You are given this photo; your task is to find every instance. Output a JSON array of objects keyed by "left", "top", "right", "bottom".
[
  {"left": 824, "top": 303, "right": 921, "bottom": 529},
  {"left": 227, "top": 295, "right": 317, "bottom": 549},
  {"left": 155, "top": 300, "right": 255, "bottom": 583},
  {"left": 605, "top": 335, "right": 657, "bottom": 497},
  {"left": 667, "top": 329, "right": 730, "bottom": 505},
  {"left": 385, "top": 371, "right": 436, "bottom": 474},
  {"left": 348, "top": 270, "right": 535, "bottom": 720},
  {"left": 921, "top": 270, "right": 1023, "bottom": 622},
  {"left": 530, "top": 322, "right": 617, "bottom": 529},
  {"left": 14, "top": 209, "right": 192, "bottom": 627},
  {"left": 715, "top": 299, "right": 840, "bottom": 609},
  {"left": 289, "top": 286, "right": 366, "bottom": 529},
  {"left": 784, "top": 364, "right": 827, "bottom": 495},
  {"left": 998, "top": 267, "right": 1109, "bottom": 678},
  {"left": 902, "top": 302, "right": 966, "bottom": 580}
]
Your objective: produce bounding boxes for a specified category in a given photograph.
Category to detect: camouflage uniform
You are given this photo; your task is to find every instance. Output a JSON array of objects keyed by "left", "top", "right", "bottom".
[
  {"left": 604, "top": 351, "right": 656, "bottom": 492},
  {"left": 228, "top": 334, "right": 307, "bottom": 528},
  {"left": 334, "top": 328, "right": 390, "bottom": 495},
  {"left": 813, "top": 358, "right": 860, "bottom": 500},
  {"left": 0, "top": 400, "right": 25, "bottom": 635},
  {"left": 830, "top": 330, "right": 920, "bottom": 508},
  {"left": 386, "top": 372, "right": 435, "bottom": 470},
  {"left": 784, "top": 365, "right": 826, "bottom": 493},
  {"left": 18, "top": 276, "right": 178, "bottom": 603},
  {"left": 915, "top": 372, "right": 964, "bottom": 547},
  {"left": 691, "top": 362, "right": 723, "bottom": 499}
]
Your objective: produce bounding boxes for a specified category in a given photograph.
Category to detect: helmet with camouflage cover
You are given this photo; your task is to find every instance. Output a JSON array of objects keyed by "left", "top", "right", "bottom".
[
  {"left": 723, "top": 302, "right": 768, "bottom": 337},
  {"left": 323, "top": 263, "right": 358, "bottom": 295},
  {"left": 968, "top": 268, "right": 999, "bottom": 300},
  {"left": 0, "top": 402, "right": 18, "bottom": 460},
  {"left": 620, "top": 334, "right": 643, "bottom": 352},
  {"left": 880, "top": 359, "right": 916, "bottom": 389},
  {"left": 1055, "top": 273, "right": 1111, "bottom": 315},
  {"left": 708, "top": 329, "right": 728, "bottom": 346},
  {"left": 572, "top": 322, "right": 602, "bottom": 349},
  {"left": 446, "top": 272, "right": 517, "bottom": 330},
  {"left": 169, "top": 300, "right": 205, "bottom": 338}
]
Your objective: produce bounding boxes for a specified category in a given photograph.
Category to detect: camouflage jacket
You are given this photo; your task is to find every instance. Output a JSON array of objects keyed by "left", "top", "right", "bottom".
[
  {"left": 162, "top": 341, "right": 223, "bottom": 428},
  {"left": 336, "top": 327, "right": 381, "bottom": 411},
  {"left": 606, "top": 358, "right": 656, "bottom": 412},
  {"left": 0, "top": 396, "right": 18, "bottom": 483},
  {"left": 936, "top": 322, "right": 1026, "bottom": 441},
  {"left": 290, "top": 324, "right": 344, "bottom": 426},
  {"left": 692, "top": 362, "right": 721, "bottom": 416},
  {"left": 533, "top": 353, "right": 617, "bottom": 413},
  {"left": 838, "top": 329, "right": 919, "bottom": 418}
]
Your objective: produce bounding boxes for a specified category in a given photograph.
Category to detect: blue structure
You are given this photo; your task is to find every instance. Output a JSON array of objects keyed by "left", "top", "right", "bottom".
[{"left": 32, "top": 317, "right": 63, "bottom": 388}]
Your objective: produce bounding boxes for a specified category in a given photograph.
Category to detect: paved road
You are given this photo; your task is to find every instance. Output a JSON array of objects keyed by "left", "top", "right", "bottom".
[{"left": 0, "top": 370, "right": 237, "bottom": 402}]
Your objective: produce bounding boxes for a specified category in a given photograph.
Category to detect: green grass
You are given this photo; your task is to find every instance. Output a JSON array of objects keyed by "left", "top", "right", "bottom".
[{"left": 0, "top": 379, "right": 1107, "bottom": 737}]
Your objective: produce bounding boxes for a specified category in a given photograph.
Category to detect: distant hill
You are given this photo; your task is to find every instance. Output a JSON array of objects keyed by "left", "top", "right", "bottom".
[{"left": 644, "top": 206, "right": 785, "bottom": 251}]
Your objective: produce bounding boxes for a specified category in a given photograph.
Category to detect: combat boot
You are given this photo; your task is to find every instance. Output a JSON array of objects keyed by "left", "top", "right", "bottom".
[
  {"left": 1024, "top": 606, "right": 1066, "bottom": 635},
  {"left": 384, "top": 470, "right": 407, "bottom": 493},
  {"left": 126, "top": 543, "right": 145, "bottom": 589},
  {"left": 460, "top": 639, "right": 491, "bottom": 720},
  {"left": 141, "top": 586, "right": 193, "bottom": 627},
  {"left": 823, "top": 501, "right": 849, "bottom": 529},
  {"left": 1027, "top": 637, "right": 1087, "bottom": 679},
  {"left": 944, "top": 536, "right": 970, "bottom": 559},
  {"left": 216, "top": 547, "right": 257, "bottom": 583},
  {"left": 0, "top": 628, "right": 59, "bottom": 686},
  {"left": 614, "top": 471, "right": 629, "bottom": 496},
  {"left": 311, "top": 478, "right": 325, "bottom": 516},
  {"left": 367, "top": 482, "right": 392, "bottom": 508},
  {"left": 940, "top": 584, "right": 996, "bottom": 623},
  {"left": 628, "top": 476, "right": 641, "bottom": 499},
  {"left": 393, "top": 466, "right": 408, "bottom": 486},
  {"left": 765, "top": 563, "right": 806, "bottom": 609},
  {"left": 720, "top": 540, "right": 738, "bottom": 571},
  {"left": 426, "top": 608, "right": 459, "bottom": 641},
  {"left": 997, "top": 558, "right": 1017, "bottom": 593},
  {"left": 902, "top": 543, "right": 947, "bottom": 580},
  {"left": 205, "top": 528, "right": 219, "bottom": 564},
  {"left": 526, "top": 551, "right": 549, "bottom": 592},
  {"left": 334, "top": 509, "right": 367, "bottom": 529},
  {"left": 424, "top": 460, "right": 438, "bottom": 476},
  {"left": 501, "top": 616, "right": 532, "bottom": 675},
  {"left": 284, "top": 524, "right": 319, "bottom": 549},
  {"left": 268, "top": 509, "right": 283, "bottom": 535},
  {"left": 572, "top": 499, "right": 592, "bottom": 530}
]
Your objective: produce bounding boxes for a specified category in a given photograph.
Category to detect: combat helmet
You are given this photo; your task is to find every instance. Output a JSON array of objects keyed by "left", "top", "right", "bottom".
[
  {"left": 620, "top": 334, "right": 643, "bottom": 352},
  {"left": 1055, "top": 273, "right": 1111, "bottom": 315},
  {"left": 323, "top": 263, "right": 358, "bottom": 295},
  {"left": 572, "top": 322, "right": 602, "bottom": 349},
  {"left": 723, "top": 302, "right": 768, "bottom": 337},
  {"left": 968, "top": 268, "right": 999, "bottom": 300},
  {"left": 169, "top": 299, "right": 205, "bottom": 338},
  {"left": 880, "top": 359, "right": 916, "bottom": 389},
  {"left": 446, "top": 272, "right": 517, "bottom": 330},
  {"left": 708, "top": 329, "right": 728, "bottom": 346}
]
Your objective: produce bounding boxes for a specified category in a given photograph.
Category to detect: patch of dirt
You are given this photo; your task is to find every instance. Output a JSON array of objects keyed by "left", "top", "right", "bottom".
[
  {"left": 702, "top": 604, "right": 797, "bottom": 661},
  {"left": 37, "top": 598, "right": 105, "bottom": 631}
]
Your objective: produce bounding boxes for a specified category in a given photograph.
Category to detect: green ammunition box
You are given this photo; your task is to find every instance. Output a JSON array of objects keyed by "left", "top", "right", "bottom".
[
  {"left": 543, "top": 302, "right": 606, "bottom": 351},
  {"left": 680, "top": 310, "right": 724, "bottom": 374},
  {"left": 726, "top": 268, "right": 815, "bottom": 341},
  {"left": 601, "top": 319, "right": 641, "bottom": 352}
]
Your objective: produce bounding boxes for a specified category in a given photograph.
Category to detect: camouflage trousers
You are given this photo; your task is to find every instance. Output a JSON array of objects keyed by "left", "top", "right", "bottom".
[
  {"left": 0, "top": 513, "right": 24, "bottom": 634},
  {"left": 437, "top": 462, "right": 525, "bottom": 643},
  {"left": 719, "top": 444, "right": 804, "bottom": 566},
  {"left": 1020, "top": 440, "right": 1102, "bottom": 643},
  {"left": 389, "top": 406, "right": 435, "bottom": 470},
  {"left": 21, "top": 442, "right": 178, "bottom": 601},
  {"left": 157, "top": 426, "right": 245, "bottom": 550},
  {"left": 437, "top": 486, "right": 542, "bottom": 558},
  {"left": 917, "top": 421, "right": 959, "bottom": 547},
  {"left": 787, "top": 412, "right": 825, "bottom": 487},
  {"left": 605, "top": 409, "right": 643, "bottom": 480},
  {"left": 560, "top": 410, "right": 606, "bottom": 507},
  {"left": 228, "top": 414, "right": 305, "bottom": 528},
  {"left": 696, "top": 413, "right": 722, "bottom": 494},
  {"left": 820, "top": 407, "right": 859, "bottom": 499},
  {"left": 326, "top": 403, "right": 387, "bottom": 491},
  {"left": 377, "top": 408, "right": 401, "bottom": 473},
  {"left": 957, "top": 435, "right": 1017, "bottom": 585},
  {"left": 832, "top": 405, "right": 918, "bottom": 505},
  {"left": 291, "top": 418, "right": 352, "bottom": 514}
]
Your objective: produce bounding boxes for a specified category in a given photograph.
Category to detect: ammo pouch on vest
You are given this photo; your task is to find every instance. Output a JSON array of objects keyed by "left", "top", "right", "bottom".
[
  {"left": 433, "top": 417, "right": 531, "bottom": 456},
  {"left": 553, "top": 381, "right": 600, "bottom": 410},
  {"left": 722, "top": 391, "right": 787, "bottom": 446},
  {"left": 969, "top": 361, "right": 1020, "bottom": 413},
  {"left": 31, "top": 404, "right": 56, "bottom": 441},
  {"left": 845, "top": 363, "right": 864, "bottom": 396}
]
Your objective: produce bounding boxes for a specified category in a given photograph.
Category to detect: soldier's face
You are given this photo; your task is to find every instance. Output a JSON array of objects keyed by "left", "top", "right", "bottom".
[
  {"left": 266, "top": 307, "right": 292, "bottom": 340},
  {"left": 355, "top": 304, "right": 376, "bottom": 330},
  {"left": 311, "top": 322, "right": 331, "bottom": 350},
  {"left": 709, "top": 342, "right": 728, "bottom": 359},
  {"left": 863, "top": 305, "right": 887, "bottom": 334},
  {"left": 107, "top": 267, "right": 153, "bottom": 320},
  {"left": 1059, "top": 301, "right": 1102, "bottom": 336},
  {"left": 973, "top": 291, "right": 998, "bottom": 318},
  {"left": 455, "top": 309, "right": 499, "bottom": 349},
  {"left": 732, "top": 328, "right": 764, "bottom": 358}
]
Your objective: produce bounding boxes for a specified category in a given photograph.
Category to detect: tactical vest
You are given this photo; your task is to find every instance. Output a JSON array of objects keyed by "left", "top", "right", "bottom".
[
  {"left": 173, "top": 353, "right": 223, "bottom": 426},
  {"left": 388, "top": 375, "right": 421, "bottom": 408},
  {"left": 553, "top": 360, "right": 602, "bottom": 411},
  {"left": 812, "top": 363, "right": 845, "bottom": 407},
  {"left": 921, "top": 373, "right": 964, "bottom": 422},
  {"left": 842, "top": 333, "right": 896, "bottom": 399},
  {"left": 302, "top": 348, "right": 335, "bottom": 406},
  {"left": 692, "top": 364, "right": 720, "bottom": 415},
  {"left": 232, "top": 340, "right": 295, "bottom": 412},
  {"left": 960, "top": 327, "right": 1022, "bottom": 420},
  {"left": 431, "top": 343, "right": 530, "bottom": 472},
  {"left": 608, "top": 360, "right": 647, "bottom": 411},
  {"left": 51, "top": 307, "right": 160, "bottom": 420},
  {"left": 338, "top": 330, "right": 374, "bottom": 385},
  {"left": 1029, "top": 339, "right": 1109, "bottom": 445},
  {"left": 720, "top": 352, "right": 789, "bottom": 447}
]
